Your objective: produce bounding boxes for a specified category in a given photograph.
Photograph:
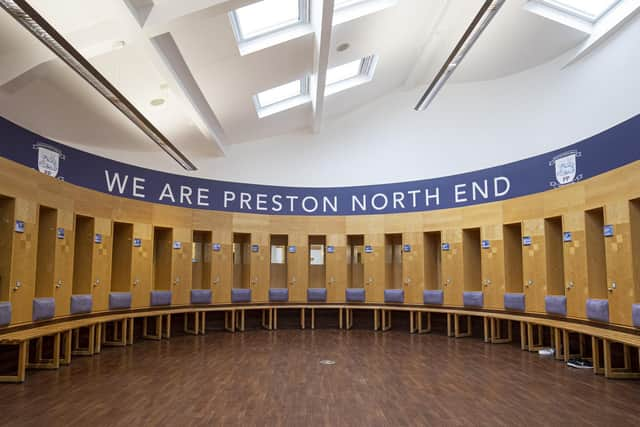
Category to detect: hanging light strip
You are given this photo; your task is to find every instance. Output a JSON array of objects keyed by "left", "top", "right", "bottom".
[
  {"left": 414, "top": 0, "right": 505, "bottom": 112},
  {"left": 0, "top": 0, "right": 197, "bottom": 171}
]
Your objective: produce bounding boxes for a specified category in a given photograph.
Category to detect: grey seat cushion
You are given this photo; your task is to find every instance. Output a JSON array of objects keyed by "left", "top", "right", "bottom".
[
  {"left": 231, "top": 288, "right": 251, "bottom": 303},
  {"left": 384, "top": 289, "right": 404, "bottom": 303},
  {"left": 504, "top": 293, "right": 525, "bottom": 311},
  {"left": 545, "top": 295, "right": 567, "bottom": 316},
  {"left": 269, "top": 288, "right": 289, "bottom": 302},
  {"left": 463, "top": 291, "right": 483, "bottom": 308},
  {"left": 191, "top": 289, "right": 212, "bottom": 304},
  {"left": 109, "top": 292, "right": 131, "bottom": 310},
  {"left": 346, "top": 288, "right": 365, "bottom": 302},
  {"left": 423, "top": 290, "right": 444, "bottom": 305},
  {"left": 71, "top": 294, "right": 93, "bottom": 314},
  {"left": 586, "top": 299, "right": 609, "bottom": 323},
  {"left": 633, "top": 304, "right": 640, "bottom": 328},
  {"left": 150, "top": 290, "right": 172, "bottom": 306},
  {"left": 33, "top": 297, "right": 55, "bottom": 321},
  {"left": 307, "top": 288, "right": 327, "bottom": 302},
  {"left": 0, "top": 302, "right": 11, "bottom": 326}
]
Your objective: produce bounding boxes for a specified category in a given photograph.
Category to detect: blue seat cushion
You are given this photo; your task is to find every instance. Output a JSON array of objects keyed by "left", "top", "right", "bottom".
[
  {"left": 307, "top": 288, "right": 327, "bottom": 302},
  {"left": 269, "top": 288, "right": 289, "bottom": 302},
  {"left": 545, "top": 295, "right": 567, "bottom": 316},
  {"left": 109, "top": 292, "right": 131, "bottom": 310},
  {"left": 191, "top": 289, "right": 212, "bottom": 304},
  {"left": 150, "top": 290, "right": 172, "bottom": 306},
  {"left": 423, "top": 290, "right": 444, "bottom": 305},
  {"left": 384, "top": 289, "right": 404, "bottom": 303},
  {"left": 0, "top": 302, "right": 11, "bottom": 326},
  {"left": 504, "top": 293, "right": 525, "bottom": 311},
  {"left": 463, "top": 291, "right": 483, "bottom": 308},
  {"left": 586, "top": 299, "right": 609, "bottom": 323},
  {"left": 71, "top": 294, "right": 93, "bottom": 314},
  {"left": 231, "top": 288, "right": 251, "bottom": 303},
  {"left": 33, "top": 297, "right": 55, "bottom": 321},
  {"left": 633, "top": 304, "right": 640, "bottom": 328},
  {"left": 346, "top": 288, "right": 365, "bottom": 302}
]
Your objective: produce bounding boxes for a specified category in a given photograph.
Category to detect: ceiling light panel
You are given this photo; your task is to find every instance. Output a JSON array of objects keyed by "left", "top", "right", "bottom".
[
  {"left": 231, "top": 0, "right": 309, "bottom": 42},
  {"left": 325, "top": 55, "right": 378, "bottom": 96},
  {"left": 257, "top": 79, "right": 303, "bottom": 108},
  {"left": 254, "top": 77, "right": 310, "bottom": 118},
  {"left": 326, "top": 58, "right": 362, "bottom": 86},
  {"left": 540, "top": 0, "right": 621, "bottom": 21}
]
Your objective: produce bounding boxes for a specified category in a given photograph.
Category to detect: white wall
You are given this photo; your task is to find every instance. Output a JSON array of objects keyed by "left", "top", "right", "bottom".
[{"left": 72, "top": 12, "right": 640, "bottom": 187}]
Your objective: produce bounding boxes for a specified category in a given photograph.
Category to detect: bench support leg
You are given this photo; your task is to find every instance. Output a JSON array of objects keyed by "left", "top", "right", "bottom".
[
  {"left": 0, "top": 341, "right": 28, "bottom": 383},
  {"left": 454, "top": 314, "right": 472, "bottom": 338},
  {"left": 417, "top": 312, "right": 432, "bottom": 334}
]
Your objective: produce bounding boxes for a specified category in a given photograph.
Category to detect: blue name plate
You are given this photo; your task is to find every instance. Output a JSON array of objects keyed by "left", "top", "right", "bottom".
[
  {"left": 288, "top": 245, "right": 296, "bottom": 253},
  {"left": 603, "top": 225, "right": 614, "bottom": 237},
  {"left": 251, "top": 244, "right": 259, "bottom": 253},
  {"left": 133, "top": 238, "right": 142, "bottom": 247},
  {"left": 563, "top": 232, "right": 572, "bottom": 242},
  {"left": 364, "top": 245, "right": 373, "bottom": 253},
  {"left": 212, "top": 243, "right": 221, "bottom": 251},
  {"left": 481, "top": 239, "right": 490, "bottom": 249},
  {"left": 403, "top": 244, "right": 411, "bottom": 252},
  {"left": 522, "top": 236, "right": 532, "bottom": 246},
  {"left": 56, "top": 227, "right": 65, "bottom": 239},
  {"left": 15, "top": 220, "right": 24, "bottom": 233},
  {"left": 173, "top": 241, "right": 182, "bottom": 249},
  {"left": 441, "top": 242, "right": 450, "bottom": 251},
  {"left": 94, "top": 233, "right": 102, "bottom": 244},
  {"left": 327, "top": 245, "right": 335, "bottom": 253}
]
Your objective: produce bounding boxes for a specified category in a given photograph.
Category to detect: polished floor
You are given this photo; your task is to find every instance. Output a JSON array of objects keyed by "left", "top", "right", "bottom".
[{"left": 1, "top": 319, "right": 640, "bottom": 426}]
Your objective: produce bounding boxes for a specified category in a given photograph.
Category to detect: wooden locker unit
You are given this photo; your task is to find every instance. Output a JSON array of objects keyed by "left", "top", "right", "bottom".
[
  {"left": 131, "top": 223, "right": 152, "bottom": 308},
  {"left": 544, "top": 216, "right": 565, "bottom": 297},
  {"left": 250, "top": 232, "right": 270, "bottom": 302},
  {"left": 347, "top": 235, "right": 364, "bottom": 290},
  {"left": 480, "top": 225, "right": 505, "bottom": 309},
  {"left": 53, "top": 209, "right": 74, "bottom": 317},
  {"left": 270, "top": 235, "right": 288, "bottom": 289},
  {"left": 503, "top": 223, "right": 524, "bottom": 294},
  {"left": 192, "top": 230, "right": 212, "bottom": 290},
  {"left": 211, "top": 230, "right": 232, "bottom": 304},
  {"left": 171, "top": 227, "right": 192, "bottom": 305},
  {"left": 325, "top": 234, "right": 346, "bottom": 302},
  {"left": 287, "top": 233, "right": 308, "bottom": 302},
  {"left": 9, "top": 198, "right": 38, "bottom": 323},
  {"left": 153, "top": 227, "right": 173, "bottom": 292},
  {"left": 91, "top": 217, "right": 113, "bottom": 312},
  {"left": 364, "top": 234, "right": 385, "bottom": 303},
  {"left": 385, "top": 233, "right": 402, "bottom": 291},
  {"left": 110, "top": 222, "right": 133, "bottom": 293},
  {"left": 560, "top": 212, "right": 587, "bottom": 318},
  {"left": 35, "top": 206, "right": 57, "bottom": 298},
  {"left": 585, "top": 208, "right": 608, "bottom": 300},
  {"left": 233, "top": 233, "right": 251, "bottom": 290},
  {"left": 72, "top": 215, "right": 94, "bottom": 296},
  {"left": 604, "top": 200, "right": 636, "bottom": 325},
  {"left": 442, "top": 229, "right": 463, "bottom": 306},
  {"left": 462, "top": 228, "right": 482, "bottom": 293},
  {"left": 402, "top": 232, "right": 424, "bottom": 304},
  {"left": 423, "top": 231, "right": 442, "bottom": 291},
  {"left": 522, "top": 219, "right": 546, "bottom": 313},
  {"left": 308, "top": 235, "right": 326, "bottom": 289},
  {"left": 0, "top": 196, "right": 14, "bottom": 303}
]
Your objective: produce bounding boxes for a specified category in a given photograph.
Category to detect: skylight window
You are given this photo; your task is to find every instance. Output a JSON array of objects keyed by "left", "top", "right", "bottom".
[
  {"left": 326, "top": 58, "right": 363, "bottom": 86},
  {"left": 254, "top": 77, "right": 310, "bottom": 118},
  {"left": 334, "top": 0, "right": 368, "bottom": 9},
  {"left": 539, "top": 0, "right": 620, "bottom": 22},
  {"left": 325, "top": 55, "right": 378, "bottom": 96},
  {"left": 230, "top": 0, "right": 309, "bottom": 42}
]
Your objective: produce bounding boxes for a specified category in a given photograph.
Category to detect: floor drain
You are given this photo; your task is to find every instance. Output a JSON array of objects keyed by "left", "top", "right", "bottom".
[{"left": 319, "top": 360, "right": 336, "bottom": 365}]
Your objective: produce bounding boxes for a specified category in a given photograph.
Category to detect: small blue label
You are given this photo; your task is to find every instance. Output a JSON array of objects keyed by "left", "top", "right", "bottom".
[
  {"left": 133, "top": 238, "right": 141, "bottom": 247},
  {"left": 481, "top": 239, "right": 490, "bottom": 249},
  {"left": 603, "top": 225, "right": 614, "bottom": 237},
  {"left": 563, "top": 232, "right": 572, "bottom": 242},
  {"left": 364, "top": 245, "right": 373, "bottom": 253},
  {"left": 15, "top": 220, "right": 24, "bottom": 233},
  {"left": 403, "top": 244, "right": 411, "bottom": 252},
  {"left": 288, "top": 245, "right": 296, "bottom": 253},
  {"left": 94, "top": 233, "right": 102, "bottom": 244},
  {"left": 56, "top": 227, "right": 65, "bottom": 239},
  {"left": 441, "top": 242, "right": 450, "bottom": 251},
  {"left": 173, "top": 241, "right": 182, "bottom": 249},
  {"left": 212, "top": 243, "right": 221, "bottom": 251},
  {"left": 327, "top": 245, "right": 335, "bottom": 253},
  {"left": 522, "top": 236, "right": 532, "bottom": 246},
  {"left": 251, "top": 244, "right": 259, "bottom": 253}
]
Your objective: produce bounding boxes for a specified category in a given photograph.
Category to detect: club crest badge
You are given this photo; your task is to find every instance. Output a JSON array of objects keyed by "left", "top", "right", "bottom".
[
  {"left": 33, "top": 142, "right": 65, "bottom": 178},
  {"left": 549, "top": 149, "right": 582, "bottom": 187}
]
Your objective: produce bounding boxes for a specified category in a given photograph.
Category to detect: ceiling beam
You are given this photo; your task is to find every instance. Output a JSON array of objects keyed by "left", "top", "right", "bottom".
[{"left": 310, "top": 0, "right": 335, "bottom": 134}]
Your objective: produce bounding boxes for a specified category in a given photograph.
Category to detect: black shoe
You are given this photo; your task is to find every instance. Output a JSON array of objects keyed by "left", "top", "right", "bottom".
[{"left": 567, "top": 358, "right": 593, "bottom": 369}]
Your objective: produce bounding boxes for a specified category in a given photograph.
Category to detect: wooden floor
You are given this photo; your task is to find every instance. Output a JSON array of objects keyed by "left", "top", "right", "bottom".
[{"left": 1, "top": 326, "right": 640, "bottom": 426}]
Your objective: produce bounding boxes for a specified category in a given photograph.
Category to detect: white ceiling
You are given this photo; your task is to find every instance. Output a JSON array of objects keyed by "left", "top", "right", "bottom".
[{"left": 0, "top": 0, "right": 589, "bottom": 171}]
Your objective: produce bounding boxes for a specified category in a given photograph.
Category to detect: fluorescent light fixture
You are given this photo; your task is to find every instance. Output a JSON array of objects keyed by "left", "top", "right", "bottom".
[
  {"left": 230, "top": 0, "right": 309, "bottom": 42},
  {"left": 254, "top": 77, "right": 310, "bottom": 118},
  {"left": 414, "top": 0, "right": 505, "bottom": 112},
  {"left": 325, "top": 55, "right": 378, "bottom": 96},
  {"left": 0, "top": 0, "right": 196, "bottom": 170},
  {"left": 538, "top": 0, "right": 620, "bottom": 22}
]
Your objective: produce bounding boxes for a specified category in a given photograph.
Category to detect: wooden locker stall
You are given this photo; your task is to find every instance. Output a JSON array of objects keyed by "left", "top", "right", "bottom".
[
  {"left": 192, "top": 230, "right": 212, "bottom": 290},
  {"left": 250, "top": 232, "right": 270, "bottom": 303},
  {"left": 153, "top": 227, "right": 173, "bottom": 293},
  {"left": 363, "top": 234, "right": 385, "bottom": 303},
  {"left": 603, "top": 200, "right": 635, "bottom": 325},
  {"left": 233, "top": 233, "right": 251, "bottom": 290},
  {"left": 0, "top": 196, "right": 15, "bottom": 305},
  {"left": 462, "top": 228, "right": 482, "bottom": 294},
  {"left": 287, "top": 233, "right": 308, "bottom": 302},
  {"left": 130, "top": 223, "right": 152, "bottom": 308},
  {"left": 423, "top": 231, "right": 442, "bottom": 291},
  {"left": 72, "top": 215, "right": 94, "bottom": 298},
  {"left": 522, "top": 219, "right": 546, "bottom": 313},
  {"left": 53, "top": 209, "right": 74, "bottom": 317},
  {"left": 560, "top": 212, "right": 587, "bottom": 318},
  {"left": 402, "top": 232, "right": 424, "bottom": 304},
  {"left": 270, "top": 234, "right": 288, "bottom": 290},
  {"left": 480, "top": 225, "right": 505, "bottom": 309},
  {"left": 442, "top": 229, "right": 463, "bottom": 306},
  {"left": 325, "top": 234, "right": 346, "bottom": 302},
  {"left": 503, "top": 223, "right": 524, "bottom": 295},
  {"left": 585, "top": 208, "right": 608, "bottom": 301},
  {"left": 211, "top": 230, "right": 232, "bottom": 304},
  {"left": 91, "top": 217, "right": 113, "bottom": 312},
  {"left": 308, "top": 235, "right": 326, "bottom": 289},
  {"left": 171, "top": 227, "right": 192, "bottom": 305},
  {"left": 346, "top": 235, "right": 364, "bottom": 290},
  {"left": 544, "top": 216, "right": 566, "bottom": 298},
  {"left": 384, "top": 233, "right": 402, "bottom": 292},
  {"left": 35, "top": 206, "right": 57, "bottom": 299},
  {"left": 110, "top": 222, "right": 133, "bottom": 294},
  {"left": 10, "top": 198, "right": 38, "bottom": 323}
]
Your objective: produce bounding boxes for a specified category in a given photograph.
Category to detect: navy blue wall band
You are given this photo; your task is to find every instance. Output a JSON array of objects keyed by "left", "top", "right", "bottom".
[{"left": 1, "top": 114, "right": 639, "bottom": 216}]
